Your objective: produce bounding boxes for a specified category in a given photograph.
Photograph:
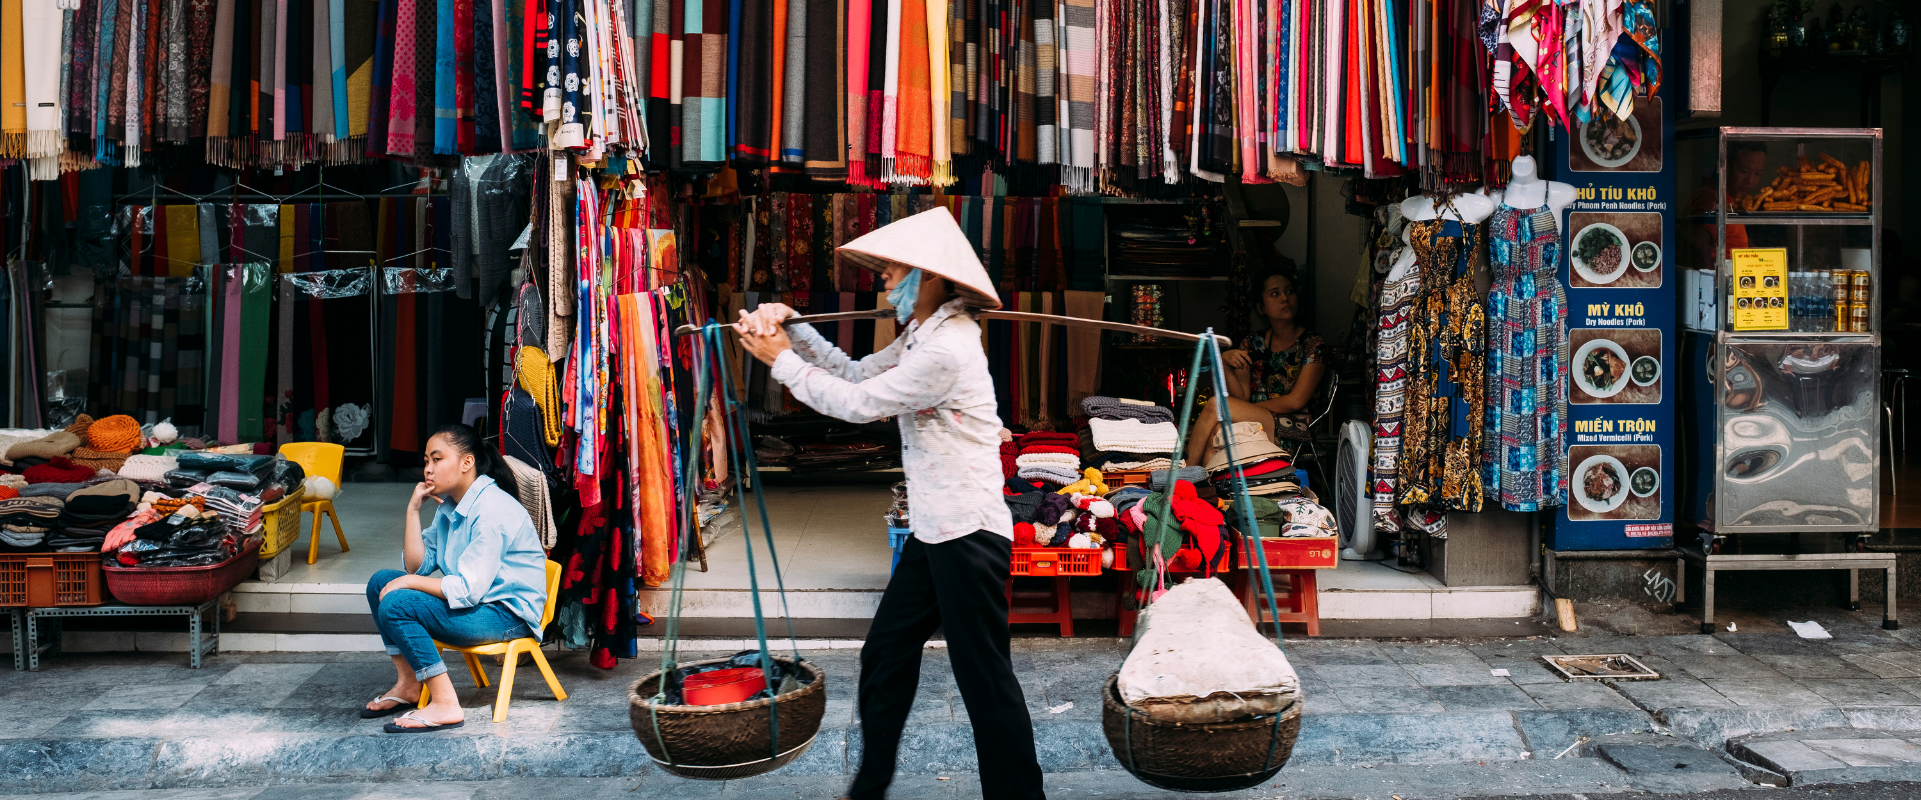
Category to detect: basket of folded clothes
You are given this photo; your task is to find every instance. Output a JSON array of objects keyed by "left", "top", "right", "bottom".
[{"left": 103, "top": 504, "right": 261, "bottom": 605}]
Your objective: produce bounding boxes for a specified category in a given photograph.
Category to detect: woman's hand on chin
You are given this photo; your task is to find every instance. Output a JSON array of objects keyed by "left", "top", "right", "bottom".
[{"left": 409, "top": 481, "right": 441, "bottom": 511}]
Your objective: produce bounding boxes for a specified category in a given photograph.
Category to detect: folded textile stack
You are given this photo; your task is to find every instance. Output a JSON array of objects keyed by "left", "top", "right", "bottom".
[
  {"left": 1080, "top": 397, "right": 1179, "bottom": 471},
  {"left": 173, "top": 452, "right": 277, "bottom": 492},
  {"left": 48, "top": 480, "right": 143, "bottom": 552},
  {"left": 25, "top": 456, "right": 101, "bottom": 485},
  {"left": 1150, "top": 466, "right": 1210, "bottom": 490},
  {"left": 117, "top": 455, "right": 181, "bottom": 484},
  {"left": 1080, "top": 396, "right": 1176, "bottom": 425},
  {"left": 0, "top": 496, "right": 66, "bottom": 552},
  {"left": 188, "top": 485, "right": 268, "bottom": 539},
  {"left": 115, "top": 507, "right": 238, "bottom": 567},
  {"left": 1088, "top": 417, "right": 1180, "bottom": 455},
  {"left": 5, "top": 430, "right": 81, "bottom": 464},
  {"left": 1225, "top": 495, "right": 1337, "bottom": 539},
  {"left": 1014, "top": 432, "right": 1084, "bottom": 486},
  {"left": 1203, "top": 422, "right": 1300, "bottom": 497}
]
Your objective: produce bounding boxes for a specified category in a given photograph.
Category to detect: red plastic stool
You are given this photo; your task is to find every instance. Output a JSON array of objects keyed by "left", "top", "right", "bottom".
[
  {"left": 1232, "top": 568, "right": 1322, "bottom": 636},
  {"left": 1006, "top": 576, "right": 1074, "bottom": 637}
]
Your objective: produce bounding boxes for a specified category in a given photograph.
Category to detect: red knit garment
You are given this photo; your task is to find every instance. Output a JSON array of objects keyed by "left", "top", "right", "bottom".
[
  {"left": 1000, "top": 441, "right": 1019, "bottom": 479},
  {"left": 1168, "top": 480, "right": 1227, "bottom": 575},
  {"left": 1013, "top": 522, "right": 1038, "bottom": 547},
  {"left": 0, "top": 486, "right": 19, "bottom": 501},
  {"left": 1016, "top": 432, "right": 1080, "bottom": 447},
  {"left": 25, "top": 457, "right": 97, "bottom": 484},
  {"left": 1016, "top": 444, "right": 1081, "bottom": 456}
]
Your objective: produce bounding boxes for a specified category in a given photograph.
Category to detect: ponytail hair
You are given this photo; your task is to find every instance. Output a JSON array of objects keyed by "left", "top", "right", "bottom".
[{"left": 429, "top": 423, "right": 521, "bottom": 504}]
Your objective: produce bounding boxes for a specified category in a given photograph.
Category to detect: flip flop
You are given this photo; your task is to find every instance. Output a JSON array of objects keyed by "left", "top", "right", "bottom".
[
  {"left": 384, "top": 710, "right": 466, "bottom": 734},
  {"left": 360, "top": 695, "right": 416, "bottom": 719}
]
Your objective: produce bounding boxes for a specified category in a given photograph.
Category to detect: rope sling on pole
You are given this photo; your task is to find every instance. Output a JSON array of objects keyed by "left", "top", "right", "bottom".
[
  {"left": 628, "top": 320, "right": 825, "bottom": 781},
  {"left": 1109, "top": 329, "right": 1302, "bottom": 793}
]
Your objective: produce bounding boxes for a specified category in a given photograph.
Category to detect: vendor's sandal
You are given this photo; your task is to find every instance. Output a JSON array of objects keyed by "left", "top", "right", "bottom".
[
  {"left": 384, "top": 710, "right": 465, "bottom": 733},
  {"left": 359, "top": 695, "right": 415, "bottom": 719}
]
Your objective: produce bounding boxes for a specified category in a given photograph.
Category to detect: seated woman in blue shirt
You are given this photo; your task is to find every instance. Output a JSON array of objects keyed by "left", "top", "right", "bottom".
[{"left": 361, "top": 423, "right": 548, "bottom": 732}]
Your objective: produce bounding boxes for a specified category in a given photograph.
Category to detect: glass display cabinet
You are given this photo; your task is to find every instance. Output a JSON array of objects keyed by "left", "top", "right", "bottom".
[{"left": 1674, "top": 127, "right": 1897, "bottom": 634}]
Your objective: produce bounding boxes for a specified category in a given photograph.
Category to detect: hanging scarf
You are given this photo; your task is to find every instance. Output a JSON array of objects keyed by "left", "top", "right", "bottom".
[
  {"left": 892, "top": 0, "right": 929, "bottom": 182},
  {"left": 878, "top": 0, "right": 899, "bottom": 175},
  {"left": 313, "top": 0, "right": 334, "bottom": 143},
  {"left": 1059, "top": 0, "right": 1095, "bottom": 190},
  {"left": 22, "top": 0, "right": 67, "bottom": 169},
  {"left": 775, "top": 0, "right": 804, "bottom": 164},
  {"left": 800, "top": 0, "right": 843, "bottom": 179},
  {"left": 684, "top": 0, "right": 725, "bottom": 165},
  {"left": 842, "top": 0, "right": 870, "bottom": 183},
  {"left": 385, "top": 0, "right": 416, "bottom": 153}
]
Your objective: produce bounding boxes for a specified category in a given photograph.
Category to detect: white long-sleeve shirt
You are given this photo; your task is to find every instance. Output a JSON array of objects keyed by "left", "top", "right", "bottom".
[{"left": 770, "top": 299, "right": 1015, "bottom": 544}]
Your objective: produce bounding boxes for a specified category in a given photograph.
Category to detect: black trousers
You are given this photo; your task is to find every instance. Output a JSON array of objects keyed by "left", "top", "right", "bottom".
[{"left": 848, "top": 531, "right": 1046, "bottom": 800}]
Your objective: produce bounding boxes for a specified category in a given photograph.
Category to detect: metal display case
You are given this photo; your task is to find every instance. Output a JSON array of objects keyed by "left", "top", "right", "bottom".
[
  {"left": 1696, "top": 127, "right": 1883, "bottom": 535},
  {"left": 1675, "top": 127, "right": 1895, "bottom": 632}
]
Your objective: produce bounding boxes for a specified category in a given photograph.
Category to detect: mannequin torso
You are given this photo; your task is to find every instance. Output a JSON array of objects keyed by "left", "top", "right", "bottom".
[
  {"left": 1493, "top": 156, "right": 1578, "bottom": 232},
  {"left": 1388, "top": 189, "right": 1497, "bottom": 281}
]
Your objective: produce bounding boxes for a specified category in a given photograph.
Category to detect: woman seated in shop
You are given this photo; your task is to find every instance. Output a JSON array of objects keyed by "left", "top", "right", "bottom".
[
  {"left": 1185, "top": 265, "right": 1326, "bottom": 466},
  {"left": 361, "top": 424, "right": 548, "bottom": 733}
]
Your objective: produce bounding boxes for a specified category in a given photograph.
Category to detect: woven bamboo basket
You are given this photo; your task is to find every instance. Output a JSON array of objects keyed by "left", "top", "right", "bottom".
[
  {"left": 628, "top": 656, "right": 828, "bottom": 780},
  {"left": 1100, "top": 672, "right": 1302, "bottom": 793}
]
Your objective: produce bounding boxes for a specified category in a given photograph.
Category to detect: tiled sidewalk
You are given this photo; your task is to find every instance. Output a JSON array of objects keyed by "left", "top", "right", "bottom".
[{"left": 9, "top": 607, "right": 1921, "bottom": 792}]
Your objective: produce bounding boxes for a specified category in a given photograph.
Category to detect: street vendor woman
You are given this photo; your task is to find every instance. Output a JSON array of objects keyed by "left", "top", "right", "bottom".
[{"left": 735, "top": 207, "right": 1046, "bottom": 800}]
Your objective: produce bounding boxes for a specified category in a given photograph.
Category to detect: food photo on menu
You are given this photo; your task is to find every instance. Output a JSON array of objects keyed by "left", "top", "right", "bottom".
[
  {"left": 1570, "top": 328, "right": 1662, "bottom": 405},
  {"left": 1568, "top": 95, "right": 1664, "bottom": 173},
  {"left": 1568, "top": 444, "right": 1663, "bottom": 522},
  {"left": 1568, "top": 211, "right": 1663, "bottom": 289}
]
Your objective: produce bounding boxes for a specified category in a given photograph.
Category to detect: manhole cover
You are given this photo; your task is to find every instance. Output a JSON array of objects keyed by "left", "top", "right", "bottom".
[{"left": 1542, "top": 653, "right": 1660, "bottom": 681}]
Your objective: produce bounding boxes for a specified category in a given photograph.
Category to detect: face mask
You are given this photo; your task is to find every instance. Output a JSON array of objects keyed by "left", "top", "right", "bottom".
[{"left": 887, "top": 269, "right": 922, "bottom": 324}]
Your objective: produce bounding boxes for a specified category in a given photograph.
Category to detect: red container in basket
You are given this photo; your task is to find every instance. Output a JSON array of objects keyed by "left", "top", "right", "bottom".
[
  {"left": 103, "top": 539, "right": 261, "bottom": 606},
  {"left": 683, "top": 667, "right": 768, "bottom": 706}
]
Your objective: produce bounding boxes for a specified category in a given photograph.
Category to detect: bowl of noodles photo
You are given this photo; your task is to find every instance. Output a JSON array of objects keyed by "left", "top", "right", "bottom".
[
  {"left": 1574, "top": 454, "right": 1632, "bottom": 514},
  {"left": 1580, "top": 114, "right": 1642, "bottom": 169},
  {"left": 1573, "top": 338, "right": 1633, "bottom": 400},
  {"left": 1572, "top": 223, "right": 1631, "bottom": 285}
]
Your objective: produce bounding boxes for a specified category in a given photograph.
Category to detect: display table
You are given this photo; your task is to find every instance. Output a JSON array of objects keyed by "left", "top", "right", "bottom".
[
  {"left": 1675, "top": 546, "right": 1898, "bottom": 634},
  {"left": 13, "top": 598, "right": 222, "bottom": 670}
]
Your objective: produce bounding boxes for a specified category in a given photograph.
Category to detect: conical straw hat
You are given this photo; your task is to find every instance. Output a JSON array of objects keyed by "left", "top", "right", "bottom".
[{"left": 835, "top": 207, "right": 1002, "bottom": 310}]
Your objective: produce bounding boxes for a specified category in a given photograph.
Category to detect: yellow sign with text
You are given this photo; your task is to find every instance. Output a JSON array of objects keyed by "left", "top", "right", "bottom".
[{"left": 1731, "top": 248, "right": 1788, "bottom": 331}]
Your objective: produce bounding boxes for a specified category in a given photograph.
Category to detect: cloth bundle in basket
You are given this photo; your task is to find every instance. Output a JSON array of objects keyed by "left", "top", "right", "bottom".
[{"left": 1117, "top": 577, "right": 1300, "bottom": 724}]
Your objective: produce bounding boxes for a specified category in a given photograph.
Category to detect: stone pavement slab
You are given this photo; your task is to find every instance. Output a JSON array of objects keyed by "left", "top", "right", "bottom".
[{"left": 27, "top": 615, "right": 1921, "bottom": 793}]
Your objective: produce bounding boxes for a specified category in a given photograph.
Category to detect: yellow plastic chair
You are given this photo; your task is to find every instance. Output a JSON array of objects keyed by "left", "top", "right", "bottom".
[
  {"left": 419, "top": 560, "right": 568, "bottom": 723},
  {"left": 279, "top": 442, "right": 348, "bottom": 565}
]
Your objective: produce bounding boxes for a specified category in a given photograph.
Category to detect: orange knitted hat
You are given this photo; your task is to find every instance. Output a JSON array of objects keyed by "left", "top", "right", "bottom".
[{"left": 86, "top": 415, "right": 145, "bottom": 453}]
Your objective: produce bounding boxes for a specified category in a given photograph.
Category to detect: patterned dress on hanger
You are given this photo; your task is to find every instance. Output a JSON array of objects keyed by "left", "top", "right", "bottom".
[
  {"left": 1371, "top": 246, "right": 1417, "bottom": 533},
  {"left": 1398, "top": 217, "right": 1486, "bottom": 515},
  {"left": 1482, "top": 204, "right": 1568, "bottom": 511}
]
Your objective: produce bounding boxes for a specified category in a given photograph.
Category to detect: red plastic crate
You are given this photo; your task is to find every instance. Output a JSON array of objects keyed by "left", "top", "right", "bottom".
[
  {"left": 1011, "top": 547, "right": 1104, "bottom": 577},
  {"left": 103, "top": 539, "right": 260, "bottom": 606},
  {"left": 1233, "top": 536, "right": 1339, "bottom": 569},
  {"left": 0, "top": 552, "right": 107, "bottom": 607}
]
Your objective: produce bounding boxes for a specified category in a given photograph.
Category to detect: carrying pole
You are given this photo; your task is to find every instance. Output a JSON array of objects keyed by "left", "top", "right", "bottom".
[{"left": 674, "top": 309, "right": 1233, "bottom": 347}]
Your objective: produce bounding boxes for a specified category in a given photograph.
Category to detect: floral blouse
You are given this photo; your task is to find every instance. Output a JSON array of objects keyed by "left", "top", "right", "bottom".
[{"left": 1245, "top": 329, "right": 1325, "bottom": 441}]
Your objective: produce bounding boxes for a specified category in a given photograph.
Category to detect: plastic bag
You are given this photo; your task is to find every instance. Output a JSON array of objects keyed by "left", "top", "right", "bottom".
[{"left": 176, "top": 452, "right": 274, "bottom": 474}]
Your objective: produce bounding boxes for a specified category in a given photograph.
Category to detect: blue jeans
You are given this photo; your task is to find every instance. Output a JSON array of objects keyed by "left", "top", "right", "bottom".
[{"left": 366, "top": 569, "right": 533, "bottom": 681}]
